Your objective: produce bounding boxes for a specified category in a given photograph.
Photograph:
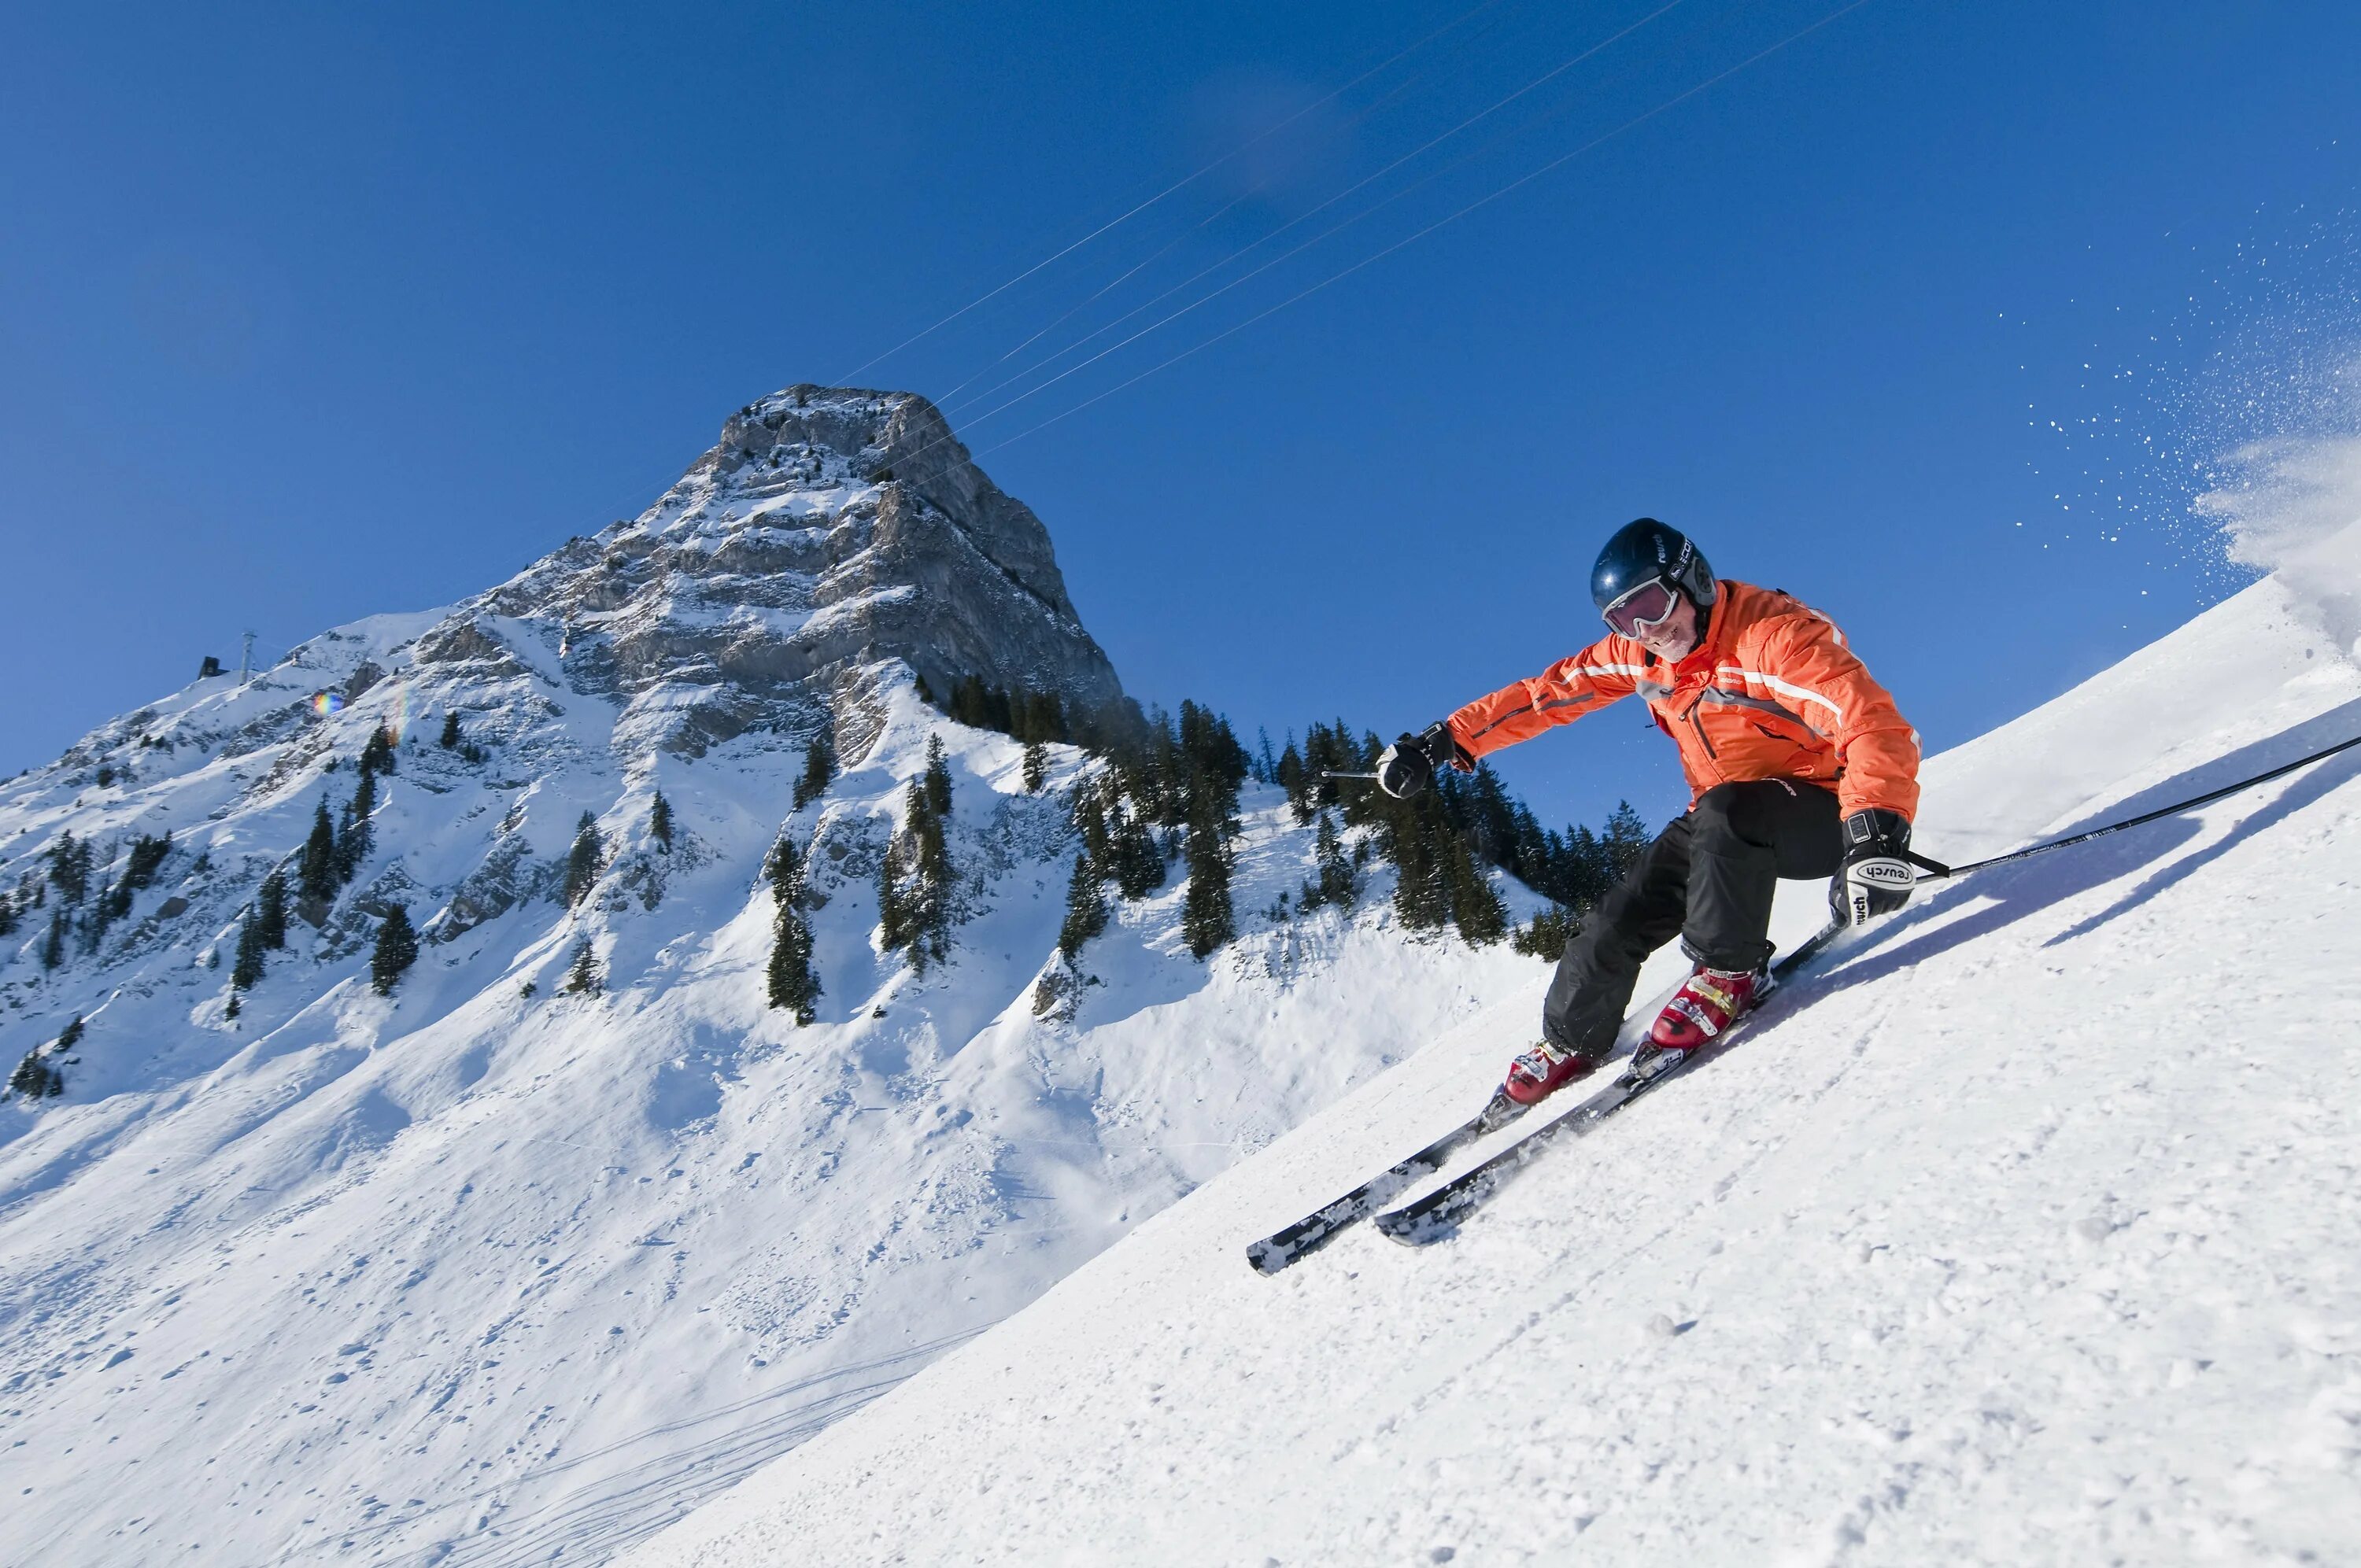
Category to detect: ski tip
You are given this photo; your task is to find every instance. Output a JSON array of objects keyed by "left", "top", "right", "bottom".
[
  {"left": 1373, "top": 1208, "right": 1457, "bottom": 1248},
  {"left": 1244, "top": 1239, "right": 1291, "bottom": 1276}
]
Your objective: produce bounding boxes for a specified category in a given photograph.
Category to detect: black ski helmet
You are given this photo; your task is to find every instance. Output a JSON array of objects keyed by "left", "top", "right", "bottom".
[{"left": 1590, "top": 518, "right": 1717, "bottom": 614}]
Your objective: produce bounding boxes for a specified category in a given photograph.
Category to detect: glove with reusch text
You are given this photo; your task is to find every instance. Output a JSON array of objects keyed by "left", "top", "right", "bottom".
[
  {"left": 1377, "top": 721, "right": 1471, "bottom": 799},
  {"left": 1831, "top": 808, "right": 1914, "bottom": 927}
]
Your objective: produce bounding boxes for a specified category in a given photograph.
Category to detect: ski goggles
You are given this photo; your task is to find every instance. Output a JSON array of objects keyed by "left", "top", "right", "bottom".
[{"left": 1600, "top": 577, "right": 1681, "bottom": 638}]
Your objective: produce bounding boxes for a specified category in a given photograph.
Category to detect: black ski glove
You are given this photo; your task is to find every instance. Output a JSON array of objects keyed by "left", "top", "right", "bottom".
[
  {"left": 1831, "top": 808, "right": 1914, "bottom": 927},
  {"left": 1377, "top": 721, "right": 1469, "bottom": 799}
]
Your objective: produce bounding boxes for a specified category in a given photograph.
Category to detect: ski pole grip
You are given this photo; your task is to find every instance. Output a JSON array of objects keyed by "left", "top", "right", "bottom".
[{"left": 1904, "top": 849, "right": 1954, "bottom": 880}]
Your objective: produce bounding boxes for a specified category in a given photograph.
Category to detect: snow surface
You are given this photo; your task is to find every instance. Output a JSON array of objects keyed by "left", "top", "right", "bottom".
[
  {"left": 0, "top": 614, "right": 1543, "bottom": 1566},
  {"left": 625, "top": 574, "right": 2361, "bottom": 1567}
]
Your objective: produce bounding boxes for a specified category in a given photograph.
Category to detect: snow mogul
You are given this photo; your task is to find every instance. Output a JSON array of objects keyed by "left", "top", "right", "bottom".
[{"left": 1377, "top": 517, "right": 1921, "bottom": 1104}]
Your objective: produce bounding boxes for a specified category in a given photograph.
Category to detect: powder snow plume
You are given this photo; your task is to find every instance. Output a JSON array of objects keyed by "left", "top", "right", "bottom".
[
  {"left": 2023, "top": 208, "right": 2361, "bottom": 601},
  {"left": 2197, "top": 424, "right": 2361, "bottom": 651}
]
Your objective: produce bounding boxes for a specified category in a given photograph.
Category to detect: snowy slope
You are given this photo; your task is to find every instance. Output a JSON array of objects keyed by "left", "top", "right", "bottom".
[
  {"left": 625, "top": 574, "right": 2361, "bottom": 1567},
  {"left": 0, "top": 394, "right": 1554, "bottom": 1566},
  {"left": 0, "top": 652, "right": 1547, "bottom": 1568}
]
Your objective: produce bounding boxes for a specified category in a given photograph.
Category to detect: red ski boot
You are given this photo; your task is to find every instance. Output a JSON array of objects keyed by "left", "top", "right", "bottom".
[
  {"left": 1502, "top": 1039, "right": 1608, "bottom": 1106},
  {"left": 1641, "top": 962, "right": 1769, "bottom": 1065}
]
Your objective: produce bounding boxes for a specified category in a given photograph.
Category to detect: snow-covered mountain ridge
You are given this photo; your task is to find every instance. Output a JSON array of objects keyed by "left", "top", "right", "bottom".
[
  {"left": 0, "top": 389, "right": 1548, "bottom": 1566},
  {"left": 626, "top": 572, "right": 2361, "bottom": 1567}
]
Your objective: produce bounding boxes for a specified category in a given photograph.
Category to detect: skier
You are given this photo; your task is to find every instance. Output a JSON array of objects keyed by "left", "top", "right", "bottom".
[{"left": 1378, "top": 518, "right": 1920, "bottom": 1103}]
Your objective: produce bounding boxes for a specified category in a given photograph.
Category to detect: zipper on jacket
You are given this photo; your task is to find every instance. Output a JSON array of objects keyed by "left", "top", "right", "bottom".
[{"left": 1684, "top": 694, "right": 1719, "bottom": 758}]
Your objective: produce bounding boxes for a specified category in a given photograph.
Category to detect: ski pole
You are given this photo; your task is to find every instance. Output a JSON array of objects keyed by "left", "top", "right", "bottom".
[
  {"left": 1320, "top": 770, "right": 1381, "bottom": 782},
  {"left": 1904, "top": 728, "right": 2361, "bottom": 883}
]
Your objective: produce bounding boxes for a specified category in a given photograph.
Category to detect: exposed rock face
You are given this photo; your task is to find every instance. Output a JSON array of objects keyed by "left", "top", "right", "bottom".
[{"left": 421, "top": 387, "right": 1123, "bottom": 759}]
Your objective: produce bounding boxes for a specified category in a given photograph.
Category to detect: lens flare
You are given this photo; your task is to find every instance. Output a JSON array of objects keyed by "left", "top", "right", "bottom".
[{"left": 312, "top": 691, "right": 345, "bottom": 718}]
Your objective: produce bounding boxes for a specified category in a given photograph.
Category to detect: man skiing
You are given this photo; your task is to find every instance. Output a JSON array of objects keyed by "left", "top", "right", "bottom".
[{"left": 1378, "top": 518, "right": 1920, "bottom": 1104}]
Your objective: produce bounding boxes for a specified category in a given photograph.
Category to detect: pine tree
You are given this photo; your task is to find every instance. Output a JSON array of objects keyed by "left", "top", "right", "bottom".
[
  {"left": 1464, "top": 764, "right": 1520, "bottom": 869},
  {"left": 360, "top": 724, "right": 397, "bottom": 775},
  {"left": 299, "top": 799, "right": 338, "bottom": 902},
  {"left": 1180, "top": 799, "right": 1235, "bottom": 960},
  {"left": 903, "top": 777, "right": 955, "bottom": 970},
  {"left": 55, "top": 1014, "right": 84, "bottom": 1054},
  {"left": 765, "top": 832, "right": 802, "bottom": 907},
  {"left": 763, "top": 835, "right": 822, "bottom": 1024},
  {"left": 1301, "top": 810, "right": 1358, "bottom": 910},
  {"left": 1072, "top": 787, "right": 1111, "bottom": 865},
  {"left": 1176, "top": 701, "right": 1250, "bottom": 820},
  {"left": 875, "top": 848, "right": 908, "bottom": 956},
  {"left": 370, "top": 904, "right": 419, "bottom": 995},
  {"left": 1108, "top": 803, "right": 1164, "bottom": 900},
  {"left": 231, "top": 911, "right": 266, "bottom": 991},
  {"left": 123, "top": 831, "right": 172, "bottom": 889},
  {"left": 923, "top": 734, "right": 953, "bottom": 820},
  {"left": 223, "top": 991, "right": 242, "bottom": 1021},
  {"left": 766, "top": 902, "right": 821, "bottom": 1024},
  {"left": 1389, "top": 801, "right": 1451, "bottom": 932},
  {"left": 48, "top": 832, "right": 90, "bottom": 906},
  {"left": 650, "top": 790, "right": 674, "bottom": 850},
  {"left": 1441, "top": 826, "right": 1508, "bottom": 946},
  {"left": 1277, "top": 740, "right": 1310, "bottom": 822},
  {"left": 1513, "top": 904, "right": 1585, "bottom": 958},
  {"left": 563, "top": 812, "right": 603, "bottom": 907},
  {"left": 949, "top": 674, "right": 993, "bottom": 731},
  {"left": 438, "top": 710, "right": 461, "bottom": 748},
  {"left": 1018, "top": 689, "right": 1067, "bottom": 744},
  {"left": 794, "top": 734, "right": 837, "bottom": 810},
  {"left": 1557, "top": 825, "right": 1606, "bottom": 910},
  {"left": 8, "top": 1048, "right": 62, "bottom": 1099},
  {"left": 560, "top": 939, "right": 602, "bottom": 996},
  {"left": 1022, "top": 739, "right": 1049, "bottom": 794},
  {"left": 1601, "top": 801, "right": 1652, "bottom": 879},
  {"left": 42, "top": 909, "right": 65, "bottom": 970},
  {"left": 874, "top": 774, "right": 955, "bottom": 975},
  {"left": 335, "top": 769, "right": 376, "bottom": 884},
  {"left": 256, "top": 869, "right": 289, "bottom": 949},
  {"left": 1057, "top": 851, "right": 1109, "bottom": 961}
]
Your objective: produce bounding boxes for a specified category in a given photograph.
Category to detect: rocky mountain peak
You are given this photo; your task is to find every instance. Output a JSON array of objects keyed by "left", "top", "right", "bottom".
[{"left": 419, "top": 386, "right": 1122, "bottom": 759}]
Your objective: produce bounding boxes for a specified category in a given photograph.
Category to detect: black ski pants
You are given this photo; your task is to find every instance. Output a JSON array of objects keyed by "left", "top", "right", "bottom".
[{"left": 1541, "top": 779, "right": 1842, "bottom": 1057}]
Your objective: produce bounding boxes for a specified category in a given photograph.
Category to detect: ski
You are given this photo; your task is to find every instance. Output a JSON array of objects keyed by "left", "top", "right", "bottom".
[
  {"left": 1372, "top": 918, "right": 1846, "bottom": 1248},
  {"left": 1243, "top": 1090, "right": 1529, "bottom": 1275}
]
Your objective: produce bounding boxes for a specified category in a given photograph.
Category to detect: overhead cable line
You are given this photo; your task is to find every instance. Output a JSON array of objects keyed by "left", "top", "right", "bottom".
[
  {"left": 944, "top": 0, "right": 1700, "bottom": 432},
  {"left": 934, "top": 201, "right": 1234, "bottom": 405},
  {"left": 934, "top": 0, "right": 1528, "bottom": 408},
  {"left": 834, "top": 0, "right": 1513, "bottom": 383},
  {"left": 970, "top": 0, "right": 1880, "bottom": 459},
  {"left": 580, "top": 4, "right": 1512, "bottom": 528},
  {"left": 589, "top": 0, "right": 1869, "bottom": 524},
  {"left": 944, "top": 0, "right": 1687, "bottom": 421}
]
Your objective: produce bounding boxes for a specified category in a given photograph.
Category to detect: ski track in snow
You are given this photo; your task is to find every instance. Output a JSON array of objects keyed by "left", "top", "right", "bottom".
[{"left": 626, "top": 576, "right": 2361, "bottom": 1568}]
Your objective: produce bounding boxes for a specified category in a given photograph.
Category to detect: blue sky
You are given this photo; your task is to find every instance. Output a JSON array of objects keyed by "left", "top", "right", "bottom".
[{"left": 3, "top": 0, "right": 2356, "bottom": 834}]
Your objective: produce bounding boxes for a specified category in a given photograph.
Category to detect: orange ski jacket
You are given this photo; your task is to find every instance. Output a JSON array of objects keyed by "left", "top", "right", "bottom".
[{"left": 1444, "top": 580, "right": 1921, "bottom": 822}]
